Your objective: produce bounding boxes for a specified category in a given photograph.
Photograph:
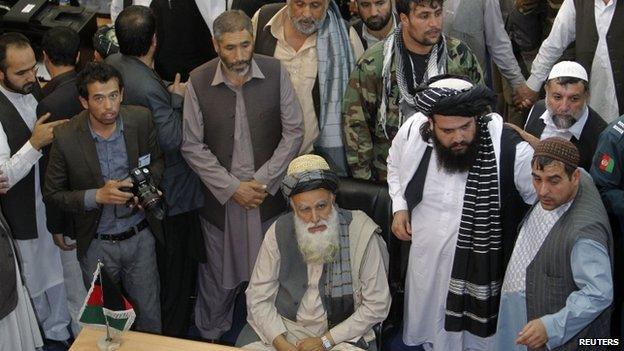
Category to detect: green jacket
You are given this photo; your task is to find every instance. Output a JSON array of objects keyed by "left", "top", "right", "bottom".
[{"left": 342, "top": 36, "right": 484, "bottom": 182}]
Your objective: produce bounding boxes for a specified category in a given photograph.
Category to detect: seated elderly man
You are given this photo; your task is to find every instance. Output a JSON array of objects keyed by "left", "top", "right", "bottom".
[{"left": 236, "top": 155, "right": 391, "bottom": 351}]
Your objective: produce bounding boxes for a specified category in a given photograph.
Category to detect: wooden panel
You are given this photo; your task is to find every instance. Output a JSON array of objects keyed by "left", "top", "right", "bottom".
[{"left": 70, "top": 326, "right": 244, "bottom": 351}]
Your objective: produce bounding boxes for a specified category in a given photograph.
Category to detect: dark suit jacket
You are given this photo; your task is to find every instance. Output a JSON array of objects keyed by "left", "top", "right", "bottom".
[
  {"left": 106, "top": 53, "right": 203, "bottom": 217},
  {"left": 43, "top": 106, "right": 165, "bottom": 258},
  {"left": 36, "top": 70, "right": 83, "bottom": 236}
]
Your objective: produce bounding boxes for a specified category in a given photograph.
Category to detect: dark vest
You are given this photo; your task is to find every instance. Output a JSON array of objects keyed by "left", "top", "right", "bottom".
[
  {"left": 352, "top": 20, "right": 368, "bottom": 50},
  {"left": 254, "top": 2, "right": 323, "bottom": 120},
  {"left": 189, "top": 55, "right": 286, "bottom": 230},
  {"left": 404, "top": 125, "right": 529, "bottom": 267},
  {"left": 0, "top": 89, "right": 42, "bottom": 240},
  {"left": 525, "top": 173, "right": 613, "bottom": 351},
  {"left": 0, "top": 213, "right": 17, "bottom": 320},
  {"left": 574, "top": 0, "right": 624, "bottom": 115},
  {"left": 525, "top": 100, "right": 607, "bottom": 171}
]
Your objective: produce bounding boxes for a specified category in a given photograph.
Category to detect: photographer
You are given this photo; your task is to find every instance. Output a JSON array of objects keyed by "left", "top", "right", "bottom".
[{"left": 43, "top": 62, "right": 165, "bottom": 334}]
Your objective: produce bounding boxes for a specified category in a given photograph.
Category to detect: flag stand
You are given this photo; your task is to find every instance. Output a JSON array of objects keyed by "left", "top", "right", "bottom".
[{"left": 96, "top": 260, "right": 121, "bottom": 351}]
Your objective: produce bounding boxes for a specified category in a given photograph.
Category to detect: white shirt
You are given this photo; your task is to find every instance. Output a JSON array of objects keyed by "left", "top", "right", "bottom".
[
  {"left": 387, "top": 113, "right": 535, "bottom": 349},
  {"left": 110, "top": 0, "right": 152, "bottom": 22},
  {"left": 0, "top": 85, "right": 63, "bottom": 297},
  {"left": 526, "top": 0, "right": 619, "bottom": 122},
  {"left": 526, "top": 104, "right": 589, "bottom": 141},
  {"left": 195, "top": 0, "right": 230, "bottom": 34}
]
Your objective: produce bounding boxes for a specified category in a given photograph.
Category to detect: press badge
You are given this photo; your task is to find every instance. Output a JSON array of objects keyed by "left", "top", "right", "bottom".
[{"left": 138, "top": 154, "right": 151, "bottom": 168}]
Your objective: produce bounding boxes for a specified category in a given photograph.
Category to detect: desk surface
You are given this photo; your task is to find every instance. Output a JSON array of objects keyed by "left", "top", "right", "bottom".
[{"left": 70, "top": 326, "right": 243, "bottom": 351}]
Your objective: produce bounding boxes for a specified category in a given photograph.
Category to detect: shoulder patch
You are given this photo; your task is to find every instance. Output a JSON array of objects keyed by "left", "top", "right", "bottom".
[
  {"left": 598, "top": 153, "right": 615, "bottom": 173},
  {"left": 612, "top": 120, "right": 624, "bottom": 135}
]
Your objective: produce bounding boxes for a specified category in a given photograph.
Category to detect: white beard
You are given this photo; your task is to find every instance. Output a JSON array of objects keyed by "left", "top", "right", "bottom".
[{"left": 294, "top": 207, "right": 340, "bottom": 265}]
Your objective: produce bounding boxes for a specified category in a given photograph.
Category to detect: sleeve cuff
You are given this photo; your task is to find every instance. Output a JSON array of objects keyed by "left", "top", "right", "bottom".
[
  {"left": 265, "top": 325, "right": 288, "bottom": 346},
  {"left": 218, "top": 178, "right": 241, "bottom": 205},
  {"left": 21, "top": 141, "right": 43, "bottom": 163},
  {"left": 84, "top": 189, "right": 99, "bottom": 210},
  {"left": 526, "top": 76, "right": 543, "bottom": 92},
  {"left": 392, "top": 198, "right": 408, "bottom": 214},
  {"left": 540, "top": 314, "right": 562, "bottom": 349},
  {"left": 509, "top": 75, "right": 527, "bottom": 89}
]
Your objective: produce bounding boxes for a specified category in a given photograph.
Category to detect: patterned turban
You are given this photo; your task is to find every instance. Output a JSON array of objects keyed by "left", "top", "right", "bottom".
[
  {"left": 281, "top": 155, "right": 339, "bottom": 198},
  {"left": 414, "top": 75, "right": 496, "bottom": 117}
]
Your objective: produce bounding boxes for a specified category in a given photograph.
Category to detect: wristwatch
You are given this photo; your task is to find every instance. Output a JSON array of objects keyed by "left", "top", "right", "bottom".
[{"left": 320, "top": 335, "right": 332, "bottom": 350}]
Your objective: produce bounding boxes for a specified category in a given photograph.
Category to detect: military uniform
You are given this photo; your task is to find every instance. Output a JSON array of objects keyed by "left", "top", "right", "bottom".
[
  {"left": 590, "top": 114, "right": 624, "bottom": 341},
  {"left": 342, "top": 37, "right": 484, "bottom": 182}
]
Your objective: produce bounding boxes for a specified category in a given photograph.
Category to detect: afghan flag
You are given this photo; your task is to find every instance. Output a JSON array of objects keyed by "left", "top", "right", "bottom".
[{"left": 78, "top": 262, "right": 136, "bottom": 332}]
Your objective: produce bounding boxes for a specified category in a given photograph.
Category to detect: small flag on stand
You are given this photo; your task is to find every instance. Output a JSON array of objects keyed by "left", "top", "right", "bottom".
[{"left": 78, "top": 261, "right": 136, "bottom": 332}]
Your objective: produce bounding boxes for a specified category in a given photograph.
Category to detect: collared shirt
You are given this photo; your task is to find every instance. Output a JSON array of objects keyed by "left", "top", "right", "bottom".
[
  {"left": 527, "top": 0, "right": 619, "bottom": 122},
  {"left": 110, "top": 0, "right": 152, "bottom": 21},
  {"left": 181, "top": 57, "right": 303, "bottom": 287},
  {"left": 83, "top": 118, "right": 144, "bottom": 235},
  {"left": 529, "top": 104, "right": 589, "bottom": 141},
  {"left": 195, "top": 0, "right": 231, "bottom": 34},
  {"left": 252, "top": 6, "right": 365, "bottom": 155}
]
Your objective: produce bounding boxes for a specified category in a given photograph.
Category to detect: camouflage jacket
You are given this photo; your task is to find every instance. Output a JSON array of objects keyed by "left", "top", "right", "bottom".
[{"left": 342, "top": 36, "right": 484, "bottom": 182}]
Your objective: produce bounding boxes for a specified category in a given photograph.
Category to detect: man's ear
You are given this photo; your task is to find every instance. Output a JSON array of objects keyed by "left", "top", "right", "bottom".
[
  {"left": 212, "top": 38, "right": 220, "bottom": 54},
  {"left": 571, "top": 167, "right": 581, "bottom": 185},
  {"left": 79, "top": 95, "right": 89, "bottom": 110}
]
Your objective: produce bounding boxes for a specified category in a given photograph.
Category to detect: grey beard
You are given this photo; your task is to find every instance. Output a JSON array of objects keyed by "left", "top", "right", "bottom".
[{"left": 294, "top": 207, "right": 340, "bottom": 265}]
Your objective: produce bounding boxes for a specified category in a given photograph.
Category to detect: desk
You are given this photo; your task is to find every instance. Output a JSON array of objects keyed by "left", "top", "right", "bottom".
[{"left": 70, "top": 326, "right": 243, "bottom": 351}]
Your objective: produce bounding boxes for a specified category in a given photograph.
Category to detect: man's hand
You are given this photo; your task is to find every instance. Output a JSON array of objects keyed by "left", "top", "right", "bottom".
[
  {"left": 516, "top": 319, "right": 548, "bottom": 349},
  {"left": 232, "top": 180, "right": 267, "bottom": 210},
  {"left": 0, "top": 170, "right": 9, "bottom": 194},
  {"left": 29, "top": 113, "right": 69, "bottom": 150},
  {"left": 513, "top": 83, "right": 539, "bottom": 110},
  {"left": 167, "top": 73, "right": 187, "bottom": 97},
  {"left": 272, "top": 334, "right": 298, "bottom": 351},
  {"left": 504, "top": 122, "right": 541, "bottom": 148},
  {"left": 95, "top": 179, "right": 134, "bottom": 205},
  {"left": 296, "top": 337, "right": 324, "bottom": 351},
  {"left": 392, "top": 210, "right": 412, "bottom": 241},
  {"left": 52, "top": 233, "right": 76, "bottom": 251}
]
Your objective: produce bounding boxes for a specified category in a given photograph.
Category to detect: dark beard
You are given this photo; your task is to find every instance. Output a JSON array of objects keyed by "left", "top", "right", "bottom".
[
  {"left": 2, "top": 76, "right": 34, "bottom": 95},
  {"left": 432, "top": 129, "right": 480, "bottom": 174},
  {"left": 364, "top": 13, "right": 391, "bottom": 31}
]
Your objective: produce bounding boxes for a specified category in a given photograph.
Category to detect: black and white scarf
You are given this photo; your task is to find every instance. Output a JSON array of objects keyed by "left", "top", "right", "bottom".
[{"left": 443, "top": 116, "right": 503, "bottom": 337}]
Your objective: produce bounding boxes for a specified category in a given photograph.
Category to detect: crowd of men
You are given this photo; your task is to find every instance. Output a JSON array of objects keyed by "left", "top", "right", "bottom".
[{"left": 0, "top": 0, "right": 623, "bottom": 350}]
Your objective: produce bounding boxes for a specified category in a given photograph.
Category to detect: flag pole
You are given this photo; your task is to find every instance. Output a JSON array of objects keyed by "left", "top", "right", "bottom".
[{"left": 98, "top": 260, "right": 113, "bottom": 342}]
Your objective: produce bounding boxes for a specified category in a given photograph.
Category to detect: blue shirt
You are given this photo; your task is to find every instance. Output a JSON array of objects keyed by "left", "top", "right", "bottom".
[{"left": 83, "top": 118, "right": 144, "bottom": 235}]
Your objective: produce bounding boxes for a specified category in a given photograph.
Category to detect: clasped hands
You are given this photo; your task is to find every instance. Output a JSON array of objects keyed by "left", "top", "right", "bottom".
[{"left": 233, "top": 179, "right": 268, "bottom": 210}]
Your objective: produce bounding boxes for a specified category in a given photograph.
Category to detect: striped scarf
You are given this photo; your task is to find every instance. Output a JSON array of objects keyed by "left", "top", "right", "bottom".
[
  {"left": 444, "top": 116, "right": 503, "bottom": 337},
  {"left": 315, "top": 0, "right": 356, "bottom": 174}
]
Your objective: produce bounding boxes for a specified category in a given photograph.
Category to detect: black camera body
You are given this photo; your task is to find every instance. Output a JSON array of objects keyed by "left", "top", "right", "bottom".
[{"left": 122, "top": 167, "right": 165, "bottom": 220}]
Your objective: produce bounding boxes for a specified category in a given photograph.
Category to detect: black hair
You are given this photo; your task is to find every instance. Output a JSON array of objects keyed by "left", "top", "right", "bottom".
[
  {"left": 396, "top": 0, "right": 444, "bottom": 16},
  {"left": 532, "top": 156, "right": 577, "bottom": 179},
  {"left": 42, "top": 27, "right": 80, "bottom": 67},
  {"left": 114, "top": 5, "right": 155, "bottom": 57},
  {"left": 0, "top": 32, "right": 31, "bottom": 72},
  {"left": 76, "top": 62, "right": 124, "bottom": 99},
  {"left": 546, "top": 76, "right": 590, "bottom": 94}
]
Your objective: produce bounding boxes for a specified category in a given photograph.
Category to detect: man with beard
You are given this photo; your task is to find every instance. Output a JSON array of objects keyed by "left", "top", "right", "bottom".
[
  {"left": 252, "top": 0, "right": 365, "bottom": 175},
  {"left": 236, "top": 154, "right": 391, "bottom": 351},
  {"left": 511, "top": 61, "right": 607, "bottom": 171},
  {"left": 351, "top": 0, "right": 397, "bottom": 50},
  {"left": 342, "top": 0, "right": 483, "bottom": 182},
  {"left": 496, "top": 138, "right": 613, "bottom": 350},
  {"left": 0, "top": 32, "right": 73, "bottom": 347},
  {"left": 387, "top": 76, "right": 536, "bottom": 350},
  {"left": 181, "top": 10, "right": 303, "bottom": 341}
]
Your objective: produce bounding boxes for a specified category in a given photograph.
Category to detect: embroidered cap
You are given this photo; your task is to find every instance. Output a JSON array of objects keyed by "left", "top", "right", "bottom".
[
  {"left": 547, "top": 61, "right": 588, "bottom": 82},
  {"left": 281, "top": 155, "right": 339, "bottom": 198},
  {"left": 533, "top": 137, "right": 580, "bottom": 168}
]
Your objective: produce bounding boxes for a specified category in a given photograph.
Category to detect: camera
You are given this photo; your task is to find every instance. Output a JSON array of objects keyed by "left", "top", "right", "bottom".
[{"left": 121, "top": 167, "right": 165, "bottom": 220}]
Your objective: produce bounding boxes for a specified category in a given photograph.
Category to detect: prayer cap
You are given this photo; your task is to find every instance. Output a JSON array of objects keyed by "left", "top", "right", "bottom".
[
  {"left": 281, "top": 155, "right": 339, "bottom": 198},
  {"left": 533, "top": 137, "right": 580, "bottom": 168},
  {"left": 414, "top": 75, "right": 496, "bottom": 117},
  {"left": 548, "top": 61, "right": 588, "bottom": 82}
]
